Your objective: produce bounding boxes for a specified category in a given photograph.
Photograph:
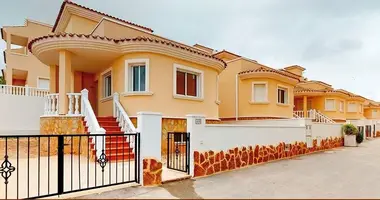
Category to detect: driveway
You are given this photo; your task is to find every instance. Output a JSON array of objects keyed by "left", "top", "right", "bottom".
[{"left": 77, "top": 138, "right": 380, "bottom": 199}]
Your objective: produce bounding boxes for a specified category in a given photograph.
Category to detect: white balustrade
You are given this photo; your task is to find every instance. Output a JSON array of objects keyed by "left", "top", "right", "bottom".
[
  {"left": 81, "top": 89, "right": 105, "bottom": 158},
  {"left": 67, "top": 93, "right": 81, "bottom": 116},
  {"left": 113, "top": 93, "right": 137, "bottom": 151},
  {"left": 0, "top": 85, "right": 48, "bottom": 97},
  {"left": 294, "top": 109, "right": 335, "bottom": 124},
  {"left": 44, "top": 94, "right": 59, "bottom": 116}
]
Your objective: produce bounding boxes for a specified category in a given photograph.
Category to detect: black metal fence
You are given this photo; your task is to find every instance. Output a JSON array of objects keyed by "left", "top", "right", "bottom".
[
  {"left": 167, "top": 132, "right": 190, "bottom": 174},
  {"left": 0, "top": 133, "right": 140, "bottom": 199}
]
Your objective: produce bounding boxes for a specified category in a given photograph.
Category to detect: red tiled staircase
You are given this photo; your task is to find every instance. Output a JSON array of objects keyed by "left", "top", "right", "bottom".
[{"left": 87, "top": 116, "right": 135, "bottom": 162}]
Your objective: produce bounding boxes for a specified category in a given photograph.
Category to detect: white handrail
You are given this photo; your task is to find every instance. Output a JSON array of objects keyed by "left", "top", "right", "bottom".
[
  {"left": 67, "top": 93, "right": 81, "bottom": 116},
  {"left": 0, "top": 85, "right": 48, "bottom": 97},
  {"left": 113, "top": 93, "right": 137, "bottom": 133},
  {"left": 313, "top": 109, "right": 335, "bottom": 124},
  {"left": 81, "top": 89, "right": 105, "bottom": 158},
  {"left": 113, "top": 93, "right": 137, "bottom": 152}
]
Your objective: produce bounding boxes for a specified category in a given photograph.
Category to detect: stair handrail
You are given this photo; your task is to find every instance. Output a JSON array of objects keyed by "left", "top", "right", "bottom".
[
  {"left": 313, "top": 109, "right": 335, "bottom": 124},
  {"left": 113, "top": 93, "right": 137, "bottom": 133},
  {"left": 81, "top": 89, "right": 105, "bottom": 158}
]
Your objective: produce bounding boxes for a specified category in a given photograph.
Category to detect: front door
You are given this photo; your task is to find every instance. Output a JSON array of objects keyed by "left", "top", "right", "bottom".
[{"left": 82, "top": 72, "right": 98, "bottom": 116}]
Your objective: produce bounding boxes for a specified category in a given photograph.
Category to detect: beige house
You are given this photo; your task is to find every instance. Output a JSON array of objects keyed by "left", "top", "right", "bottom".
[{"left": 1, "top": 19, "right": 51, "bottom": 88}]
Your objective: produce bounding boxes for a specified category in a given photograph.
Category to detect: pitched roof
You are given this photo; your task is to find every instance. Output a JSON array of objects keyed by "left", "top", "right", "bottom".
[
  {"left": 239, "top": 67, "right": 300, "bottom": 81},
  {"left": 27, "top": 34, "right": 226, "bottom": 66},
  {"left": 213, "top": 50, "right": 241, "bottom": 58},
  {"left": 52, "top": 0, "right": 153, "bottom": 33}
]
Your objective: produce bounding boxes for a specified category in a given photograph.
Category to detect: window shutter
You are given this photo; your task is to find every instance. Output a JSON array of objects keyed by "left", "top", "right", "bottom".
[
  {"left": 187, "top": 73, "right": 197, "bottom": 97},
  {"left": 253, "top": 84, "right": 266, "bottom": 102},
  {"left": 176, "top": 71, "right": 185, "bottom": 95},
  {"left": 325, "top": 99, "right": 334, "bottom": 110}
]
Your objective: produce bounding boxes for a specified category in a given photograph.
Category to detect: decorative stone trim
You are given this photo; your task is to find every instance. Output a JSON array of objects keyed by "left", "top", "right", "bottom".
[
  {"left": 143, "top": 158, "right": 162, "bottom": 186},
  {"left": 40, "top": 116, "right": 85, "bottom": 134},
  {"left": 376, "top": 131, "right": 380, "bottom": 137},
  {"left": 193, "top": 137, "right": 344, "bottom": 178}
]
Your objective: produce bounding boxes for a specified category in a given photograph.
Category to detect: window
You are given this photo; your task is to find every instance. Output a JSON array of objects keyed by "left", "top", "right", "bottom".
[
  {"left": 102, "top": 71, "right": 112, "bottom": 98},
  {"left": 325, "top": 99, "right": 335, "bottom": 111},
  {"left": 125, "top": 59, "right": 150, "bottom": 94},
  {"left": 372, "top": 109, "right": 377, "bottom": 118},
  {"left": 348, "top": 102, "right": 356, "bottom": 112},
  {"left": 173, "top": 64, "right": 203, "bottom": 99},
  {"left": 277, "top": 86, "right": 288, "bottom": 104},
  {"left": 252, "top": 83, "right": 267, "bottom": 103},
  {"left": 38, "top": 78, "right": 50, "bottom": 89},
  {"left": 176, "top": 71, "right": 198, "bottom": 97},
  {"left": 339, "top": 101, "right": 344, "bottom": 112},
  {"left": 131, "top": 65, "right": 146, "bottom": 92}
]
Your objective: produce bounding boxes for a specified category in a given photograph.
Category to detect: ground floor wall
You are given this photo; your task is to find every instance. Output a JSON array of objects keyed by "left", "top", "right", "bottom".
[{"left": 0, "top": 94, "right": 45, "bottom": 134}]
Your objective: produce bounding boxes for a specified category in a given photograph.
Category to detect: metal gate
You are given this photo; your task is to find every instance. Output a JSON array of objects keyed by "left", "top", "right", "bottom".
[
  {"left": 0, "top": 133, "right": 140, "bottom": 199},
  {"left": 167, "top": 132, "right": 190, "bottom": 174}
]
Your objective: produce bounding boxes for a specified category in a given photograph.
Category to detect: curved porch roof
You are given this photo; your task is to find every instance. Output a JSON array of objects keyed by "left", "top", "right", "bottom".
[{"left": 28, "top": 34, "right": 226, "bottom": 73}]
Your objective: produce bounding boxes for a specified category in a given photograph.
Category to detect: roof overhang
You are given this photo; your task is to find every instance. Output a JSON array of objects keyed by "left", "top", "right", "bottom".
[
  {"left": 239, "top": 71, "right": 299, "bottom": 86},
  {"left": 52, "top": 1, "right": 153, "bottom": 33},
  {"left": 28, "top": 34, "right": 226, "bottom": 73}
]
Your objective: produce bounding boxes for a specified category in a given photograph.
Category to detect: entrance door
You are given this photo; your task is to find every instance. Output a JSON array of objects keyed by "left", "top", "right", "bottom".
[{"left": 82, "top": 73, "right": 98, "bottom": 116}]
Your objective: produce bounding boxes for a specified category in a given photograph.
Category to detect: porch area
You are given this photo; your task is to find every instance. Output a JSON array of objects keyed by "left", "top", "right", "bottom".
[{"left": 293, "top": 96, "right": 335, "bottom": 124}]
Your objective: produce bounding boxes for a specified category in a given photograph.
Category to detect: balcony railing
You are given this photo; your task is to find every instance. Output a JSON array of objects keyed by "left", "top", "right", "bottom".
[
  {"left": 0, "top": 85, "right": 49, "bottom": 97},
  {"left": 293, "top": 109, "right": 336, "bottom": 124}
]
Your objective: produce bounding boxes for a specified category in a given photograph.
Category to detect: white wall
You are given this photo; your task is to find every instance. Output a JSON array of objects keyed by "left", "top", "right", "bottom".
[
  {"left": 0, "top": 94, "right": 44, "bottom": 134},
  {"left": 222, "top": 118, "right": 308, "bottom": 126},
  {"left": 187, "top": 115, "right": 306, "bottom": 153},
  {"left": 311, "top": 123, "right": 342, "bottom": 139}
]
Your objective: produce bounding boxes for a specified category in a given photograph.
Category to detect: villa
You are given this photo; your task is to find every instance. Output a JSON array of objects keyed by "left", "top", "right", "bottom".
[{"left": 0, "top": 1, "right": 380, "bottom": 199}]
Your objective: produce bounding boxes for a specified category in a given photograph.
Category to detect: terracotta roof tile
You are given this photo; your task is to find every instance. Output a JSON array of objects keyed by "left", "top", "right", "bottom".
[
  {"left": 52, "top": 0, "right": 153, "bottom": 33},
  {"left": 239, "top": 67, "right": 300, "bottom": 81},
  {"left": 27, "top": 34, "right": 226, "bottom": 66}
]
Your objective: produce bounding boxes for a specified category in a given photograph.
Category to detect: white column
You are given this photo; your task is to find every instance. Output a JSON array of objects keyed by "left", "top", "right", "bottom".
[
  {"left": 137, "top": 112, "right": 162, "bottom": 186},
  {"left": 81, "top": 89, "right": 89, "bottom": 115},
  {"left": 186, "top": 114, "right": 206, "bottom": 177},
  {"left": 74, "top": 94, "right": 80, "bottom": 115},
  {"left": 113, "top": 92, "right": 119, "bottom": 118},
  {"left": 25, "top": 85, "right": 29, "bottom": 96},
  {"left": 68, "top": 94, "right": 73, "bottom": 115}
]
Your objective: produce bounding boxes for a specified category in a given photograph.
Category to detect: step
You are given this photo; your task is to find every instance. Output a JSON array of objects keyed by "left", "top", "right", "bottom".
[
  {"left": 89, "top": 136, "right": 130, "bottom": 143},
  {"left": 97, "top": 116, "right": 117, "bottom": 122},
  {"left": 91, "top": 147, "right": 133, "bottom": 155},
  {"left": 93, "top": 152, "right": 135, "bottom": 161},
  {"left": 98, "top": 121, "right": 119, "bottom": 126},
  {"left": 105, "top": 131, "right": 124, "bottom": 134},
  {"left": 90, "top": 142, "right": 131, "bottom": 149},
  {"left": 102, "top": 126, "right": 122, "bottom": 132}
]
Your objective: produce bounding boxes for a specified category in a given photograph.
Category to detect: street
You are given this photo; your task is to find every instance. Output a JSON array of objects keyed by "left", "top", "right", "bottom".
[{"left": 77, "top": 138, "right": 380, "bottom": 199}]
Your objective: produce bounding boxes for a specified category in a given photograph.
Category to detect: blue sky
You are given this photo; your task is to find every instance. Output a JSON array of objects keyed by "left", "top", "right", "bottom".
[{"left": 1, "top": 0, "right": 380, "bottom": 100}]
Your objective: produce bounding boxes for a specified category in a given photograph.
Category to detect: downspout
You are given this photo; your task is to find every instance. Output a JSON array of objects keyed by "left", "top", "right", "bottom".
[{"left": 235, "top": 74, "right": 239, "bottom": 121}]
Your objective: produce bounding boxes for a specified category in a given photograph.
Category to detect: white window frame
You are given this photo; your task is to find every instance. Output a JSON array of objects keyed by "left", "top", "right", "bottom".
[
  {"left": 276, "top": 84, "right": 289, "bottom": 105},
  {"left": 347, "top": 102, "right": 357, "bottom": 113},
  {"left": 251, "top": 81, "right": 268, "bottom": 103},
  {"left": 101, "top": 68, "right": 113, "bottom": 100},
  {"left": 324, "top": 98, "right": 336, "bottom": 111},
  {"left": 124, "top": 58, "right": 151, "bottom": 96},
  {"left": 173, "top": 63, "right": 204, "bottom": 100},
  {"left": 37, "top": 76, "right": 50, "bottom": 90},
  {"left": 339, "top": 100, "right": 344, "bottom": 112}
]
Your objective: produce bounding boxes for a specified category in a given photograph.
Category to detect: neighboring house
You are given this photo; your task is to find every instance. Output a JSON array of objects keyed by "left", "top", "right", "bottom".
[
  {"left": 216, "top": 50, "right": 300, "bottom": 120},
  {"left": 1, "top": 19, "right": 52, "bottom": 88},
  {"left": 364, "top": 100, "right": 380, "bottom": 120},
  {"left": 293, "top": 67, "right": 366, "bottom": 123}
]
